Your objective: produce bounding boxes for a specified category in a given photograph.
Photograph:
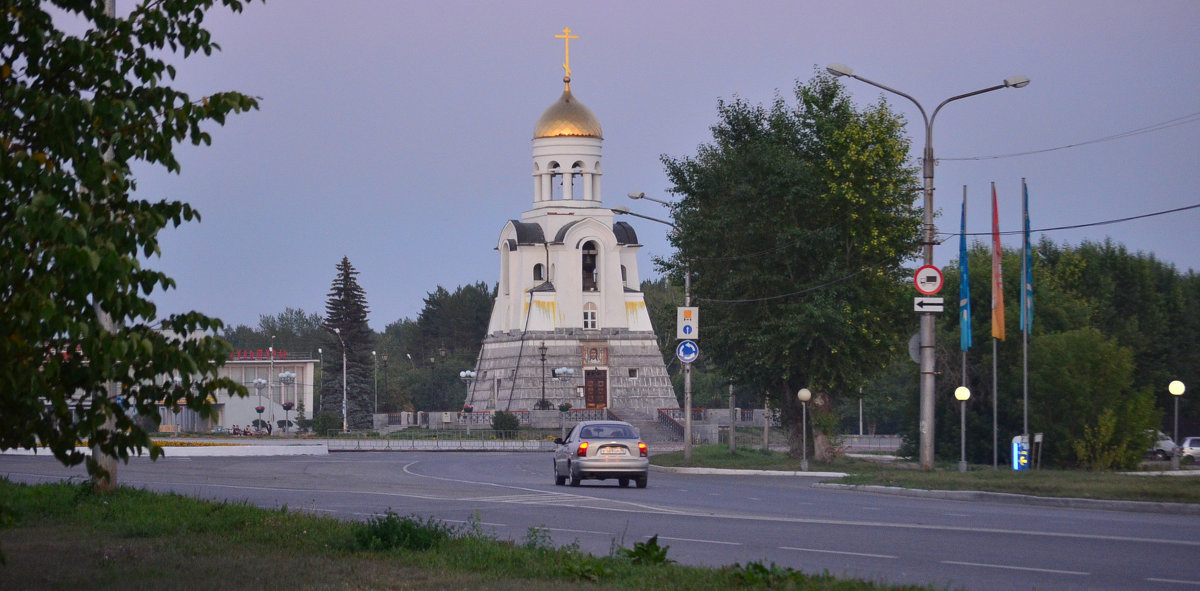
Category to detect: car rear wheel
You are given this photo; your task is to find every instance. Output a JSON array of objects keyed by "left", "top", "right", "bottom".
[
  {"left": 569, "top": 465, "right": 582, "bottom": 487},
  {"left": 635, "top": 475, "right": 648, "bottom": 488},
  {"left": 555, "top": 472, "right": 567, "bottom": 486},
  {"left": 619, "top": 478, "right": 629, "bottom": 488}
]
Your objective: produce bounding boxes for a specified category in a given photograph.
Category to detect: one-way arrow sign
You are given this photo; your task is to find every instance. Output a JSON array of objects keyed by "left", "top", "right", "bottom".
[{"left": 914, "top": 297, "right": 945, "bottom": 313}]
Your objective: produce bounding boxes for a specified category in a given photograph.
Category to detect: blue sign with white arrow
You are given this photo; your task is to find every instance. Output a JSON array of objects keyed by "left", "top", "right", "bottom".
[{"left": 675, "top": 340, "right": 700, "bottom": 364}]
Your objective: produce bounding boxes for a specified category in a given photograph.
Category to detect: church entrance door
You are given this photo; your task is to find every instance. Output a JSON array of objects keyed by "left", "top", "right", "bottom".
[{"left": 583, "top": 369, "right": 607, "bottom": 409}]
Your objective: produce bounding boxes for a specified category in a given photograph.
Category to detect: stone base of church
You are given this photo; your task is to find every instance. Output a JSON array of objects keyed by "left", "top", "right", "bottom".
[{"left": 466, "top": 329, "right": 678, "bottom": 416}]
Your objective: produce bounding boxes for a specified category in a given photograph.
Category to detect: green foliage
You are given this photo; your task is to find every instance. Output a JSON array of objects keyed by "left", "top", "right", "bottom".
[
  {"left": 727, "top": 561, "right": 804, "bottom": 586},
  {"left": 521, "top": 526, "right": 556, "bottom": 552},
  {"left": 311, "top": 411, "right": 342, "bottom": 435},
  {"left": 322, "top": 257, "right": 374, "bottom": 429},
  {"left": 0, "top": 0, "right": 260, "bottom": 484},
  {"left": 350, "top": 511, "right": 457, "bottom": 552},
  {"left": 620, "top": 534, "right": 673, "bottom": 565},
  {"left": 1029, "top": 328, "right": 1156, "bottom": 469},
  {"left": 564, "top": 557, "right": 616, "bottom": 582},
  {"left": 660, "top": 70, "right": 921, "bottom": 457},
  {"left": 491, "top": 410, "right": 520, "bottom": 435},
  {"left": 404, "top": 282, "right": 495, "bottom": 411},
  {"left": 223, "top": 307, "right": 326, "bottom": 353},
  {"left": 1072, "top": 409, "right": 1132, "bottom": 471}
]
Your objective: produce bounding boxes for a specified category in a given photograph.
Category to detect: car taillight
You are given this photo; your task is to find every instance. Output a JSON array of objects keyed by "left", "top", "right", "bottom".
[
  {"left": 638, "top": 442, "right": 648, "bottom": 457},
  {"left": 577, "top": 441, "right": 589, "bottom": 457}
]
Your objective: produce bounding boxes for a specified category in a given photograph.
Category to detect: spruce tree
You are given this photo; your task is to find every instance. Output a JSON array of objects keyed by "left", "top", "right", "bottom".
[{"left": 322, "top": 257, "right": 374, "bottom": 430}]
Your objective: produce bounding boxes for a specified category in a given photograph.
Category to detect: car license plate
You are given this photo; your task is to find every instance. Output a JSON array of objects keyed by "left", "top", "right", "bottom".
[{"left": 599, "top": 447, "right": 625, "bottom": 456}]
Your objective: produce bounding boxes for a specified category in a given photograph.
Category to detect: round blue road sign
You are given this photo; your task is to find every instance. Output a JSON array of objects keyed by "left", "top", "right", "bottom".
[{"left": 675, "top": 340, "right": 700, "bottom": 364}]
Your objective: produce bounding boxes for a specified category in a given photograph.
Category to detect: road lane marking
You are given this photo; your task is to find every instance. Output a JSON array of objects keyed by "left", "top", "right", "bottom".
[
  {"left": 546, "top": 527, "right": 612, "bottom": 536},
  {"left": 942, "top": 560, "right": 1088, "bottom": 576},
  {"left": 782, "top": 546, "right": 897, "bottom": 559},
  {"left": 1147, "top": 578, "right": 1200, "bottom": 586},
  {"left": 659, "top": 536, "right": 741, "bottom": 546}
]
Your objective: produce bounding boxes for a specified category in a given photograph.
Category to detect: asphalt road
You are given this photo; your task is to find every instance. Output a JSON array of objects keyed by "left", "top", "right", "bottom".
[{"left": 3, "top": 451, "right": 1199, "bottom": 590}]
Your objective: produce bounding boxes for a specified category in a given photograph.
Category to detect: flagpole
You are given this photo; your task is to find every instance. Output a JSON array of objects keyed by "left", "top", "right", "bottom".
[
  {"left": 992, "top": 338, "right": 998, "bottom": 469},
  {"left": 990, "top": 182, "right": 1004, "bottom": 470},
  {"left": 1021, "top": 178, "right": 1031, "bottom": 450},
  {"left": 960, "top": 185, "right": 970, "bottom": 392}
]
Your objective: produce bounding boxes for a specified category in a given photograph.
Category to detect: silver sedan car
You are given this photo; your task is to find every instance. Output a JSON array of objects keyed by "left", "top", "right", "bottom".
[{"left": 553, "top": 420, "right": 648, "bottom": 488}]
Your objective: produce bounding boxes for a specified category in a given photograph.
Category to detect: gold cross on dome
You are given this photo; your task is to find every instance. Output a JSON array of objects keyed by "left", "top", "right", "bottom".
[{"left": 555, "top": 27, "right": 578, "bottom": 83}]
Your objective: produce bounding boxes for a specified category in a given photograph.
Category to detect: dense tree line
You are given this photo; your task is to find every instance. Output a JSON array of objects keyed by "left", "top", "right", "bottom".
[{"left": 888, "top": 239, "right": 1200, "bottom": 469}]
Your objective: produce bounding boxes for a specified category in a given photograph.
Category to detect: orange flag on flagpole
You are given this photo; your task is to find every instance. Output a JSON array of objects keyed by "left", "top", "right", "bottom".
[{"left": 991, "top": 182, "right": 1006, "bottom": 341}]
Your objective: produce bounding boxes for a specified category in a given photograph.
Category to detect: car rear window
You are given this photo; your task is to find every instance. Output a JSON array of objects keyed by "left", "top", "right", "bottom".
[{"left": 580, "top": 424, "right": 636, "bottom": 439}]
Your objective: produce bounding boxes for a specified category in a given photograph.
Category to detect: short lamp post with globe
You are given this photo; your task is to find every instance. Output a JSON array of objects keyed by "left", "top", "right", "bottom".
[
  {"left": 955, "top": 386, "right": 971, "bottom": 473},
  {"left": 797, "top": 388, "right": 811, "bottom": 472},
  {"left": 1171, "top": 380, "right": 1186, "bottom": 470}
]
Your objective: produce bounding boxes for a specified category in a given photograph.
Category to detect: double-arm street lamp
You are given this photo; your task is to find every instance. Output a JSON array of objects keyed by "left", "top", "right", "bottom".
[
  {"left": 459, "top": 369, "right": 476, "bottom": 435},
  {"left": 278, "top": 371, "right": 296, "bottom": 432},
  {"left": 826, "top": 63, "right": 1029, "bottom": 470},
  {"left": 613, "top": 199, "right": 695, "bottom": 461},
  {"left": 334, "top": 328, "right": 347, "bottom": 432}
]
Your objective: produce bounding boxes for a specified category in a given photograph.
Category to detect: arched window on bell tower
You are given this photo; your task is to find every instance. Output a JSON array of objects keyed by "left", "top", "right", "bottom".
[
  {"left": 533, "top": 263, "right": 545, "bottom": 282},
  {"left": 581, "top": 241, "right": 598, "bottom": 291}
]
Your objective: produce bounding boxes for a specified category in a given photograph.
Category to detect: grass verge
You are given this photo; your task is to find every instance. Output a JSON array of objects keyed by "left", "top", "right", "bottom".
[
  {"left": 652, "top": 445, "right": 1200, "bottom": 504},
  {"left": 0, "top": 479, "right": 933, "bottom": 590}
]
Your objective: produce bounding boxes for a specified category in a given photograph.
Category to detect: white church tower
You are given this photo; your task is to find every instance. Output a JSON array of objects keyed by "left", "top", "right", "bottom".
[{"left": 465, "top": 29, "right": 677, "bottom": 417}]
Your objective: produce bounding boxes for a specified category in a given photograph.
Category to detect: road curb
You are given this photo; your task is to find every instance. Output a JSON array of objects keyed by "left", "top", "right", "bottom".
[
  {"left": 651, "top": 465, "right": 848, "bottom": 478},
  {"left": 816, "top": 482, "right": 1200, "bottom": 515}
]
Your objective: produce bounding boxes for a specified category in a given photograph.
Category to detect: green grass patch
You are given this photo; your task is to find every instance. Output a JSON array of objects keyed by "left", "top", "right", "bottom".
[
  {"left": 652, "top": 444, "right": 812, "bottom": 470},
  {"left": 0, "top": 479, "right": 933, "bottom": 590},
  {"left": 839, "top": 466, "right": 1200, "bottom": 504},
  {"left": 653, "top": 444, "right": 1200, "bottom": 504}
]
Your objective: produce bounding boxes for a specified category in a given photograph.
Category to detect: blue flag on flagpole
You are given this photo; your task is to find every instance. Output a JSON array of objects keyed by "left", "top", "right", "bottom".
[
  {"left": 960, "top": 193, "right": 972, "bottom": 351},
  {"left": 1020, "top": 180, "right": 1034, "bottom": 333}
]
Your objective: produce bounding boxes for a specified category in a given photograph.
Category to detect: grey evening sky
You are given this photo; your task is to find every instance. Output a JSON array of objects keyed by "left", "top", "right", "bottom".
[{"left": 120, "top": 0, "right": 1199, "bottom": 331}]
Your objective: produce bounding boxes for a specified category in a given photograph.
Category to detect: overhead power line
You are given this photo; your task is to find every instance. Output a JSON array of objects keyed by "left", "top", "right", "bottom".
[
  {"left": 941, "top": 110, "right": 1200, "bottom": 161},
  {"left": 943, "top": 202, "right": 1200, "bottom": 240},
  {"left": 694, "top": 202, "right": 1200, "bottom": 305}
]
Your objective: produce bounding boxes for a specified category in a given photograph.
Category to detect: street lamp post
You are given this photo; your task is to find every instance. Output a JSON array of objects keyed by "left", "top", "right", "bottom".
[
  {"left": 613, "top": 201, "right": 696, "bottom": 461},
  {"left": 372, "top": 350, "right": 378, "bottom": 416},
  {"left": 279, "top": 371, "right": 296, "bottom": 433},
  {"left": 253, "top": 378, "right": 267, "bottom": 433},
  {"left": 426, "top": 345, "right": 448, "bottom": 410},
  {"left": 268, "top": 336, "right": 276, "bottom": 434},
  {"left": 955, "top": 386, "right": 971, "bottom": 472},
  {"left": 537, "top": 342, "right": 549, "bottom": 410},
  {"left": 459, "top": 370, "right": 476, "bottom": 436},
  {"left": 797, "top": 388, "right": 811, "bottom": 471},
  {"left": 826, "top": 63, "right": 1029, "bottom": 470},
  {"left": 381, "top": 352, "right": 389, "bottom": 414},
  {"left": 334, "top": 328, "right": 347, "bottom": 432},
  {"left": 553, "top": 367, "right": 576, "bottom": 439},
  {"left": 316, "top": 347, "right": 323, "bottom": 414},
  {"left": 1171, "top": 380, "right": 1186, "bottom": 470}
]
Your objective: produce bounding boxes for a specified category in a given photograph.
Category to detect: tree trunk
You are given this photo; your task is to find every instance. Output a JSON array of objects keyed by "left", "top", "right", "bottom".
[
  {"left": 811, "top": 390, "right": 835, "bottom": 462},
  {"left": 785, "top": 385, "right": 836, "bottom": 463},
  {"left": 89, "top": 413, "right": 118, "bottom": 492}
]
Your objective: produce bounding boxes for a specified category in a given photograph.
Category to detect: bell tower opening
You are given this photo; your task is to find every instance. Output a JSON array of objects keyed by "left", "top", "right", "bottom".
[{"left": 581, "top": 240, "right": 598, "bottom": 291}]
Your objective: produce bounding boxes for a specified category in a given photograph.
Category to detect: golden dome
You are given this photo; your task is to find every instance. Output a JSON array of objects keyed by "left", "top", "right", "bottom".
[{"left": 534, "top": 81, "right": 603, "bottom": 139}]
